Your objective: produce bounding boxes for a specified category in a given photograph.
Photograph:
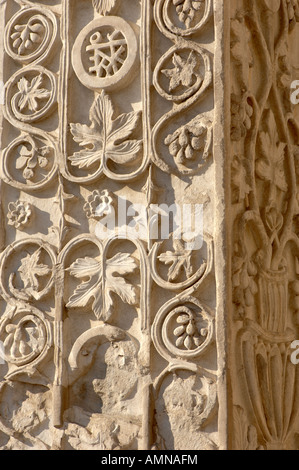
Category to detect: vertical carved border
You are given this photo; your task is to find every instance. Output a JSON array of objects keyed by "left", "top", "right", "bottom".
[
  {"left": 229, "top": 0, "right": 299, "bottom": 450},
  {"left": 0, "top": 0, "right": 228, "bottom": 450},
  {"left": 213, "top": 0, "right": 230, "bottom": 451}
]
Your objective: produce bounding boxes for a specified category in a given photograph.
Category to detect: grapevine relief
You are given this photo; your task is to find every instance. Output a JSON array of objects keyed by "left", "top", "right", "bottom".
[
  {"left": 69, "top": 92, "right": 142, "bottom": 171},
  {"left": 66, "top": 253, "right": 139, "bottom": 322},
  {"left": 230, "top": 0, "right": 299, "bottom": 450},
  {"left": 0, "top": 0, "right": 218, "bottom": 450}
]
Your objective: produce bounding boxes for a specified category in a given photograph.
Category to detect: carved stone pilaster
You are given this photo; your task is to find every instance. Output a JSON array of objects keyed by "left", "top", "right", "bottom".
[
  {"left": 229, "top": 0, "right": 299, "bottom": 451},
  {"left": 1, "top": 0, "right": 298, "bottom": 451}
]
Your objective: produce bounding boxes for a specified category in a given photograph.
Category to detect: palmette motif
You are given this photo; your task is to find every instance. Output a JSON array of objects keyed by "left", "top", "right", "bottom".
[{"left": 0, "top": 0, "right": 217, "bottom": 450}]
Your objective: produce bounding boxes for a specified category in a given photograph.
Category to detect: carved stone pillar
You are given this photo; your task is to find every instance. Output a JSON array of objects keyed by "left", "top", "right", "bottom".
[
  {"left": 229, "top": 0, "right": 299, "bottom": 451},
  {"left": 0, "top": 0, "right": 298, "bottom": 451}
]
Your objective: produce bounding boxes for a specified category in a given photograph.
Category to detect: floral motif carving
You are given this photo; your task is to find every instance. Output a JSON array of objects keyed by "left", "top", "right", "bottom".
[
  {"left": 0, "top": 240, "right": 56, "bottom": 303},
  {"left": 162, "top": 51, "right": 201, "bottom": 93},
  {"left": 7, "top": 200, "right": 32, "bottom": 230},
  {"left": 84, "top": 189, "right": 115, "bottom": 220},
  {"left": 173, "top": 307, "right": 208, "bottom": 350},
  {"left": 154, "top": 0, "right": 212, "bottom": 38},
  {"left": 158, "top": 239, "right": 193, "bottom": 282},
  {"left": 4, "top": 7, "right": 57, "bottom": 64},
  {"left": 165, "top": 119, "right": 212, "bottom": 169},
  {"left": 0, "top": 0, "right": 218, "bottom": 450},
  {"left": 173, "top": 0, "right": 205, "bottom": 29},
  {"left": 152, "top": 297, "right": 214, "bottom": 362},
  {"left": 154, "top": 47, "right": 207, "bottom": 103},
  {"left": 69, "top": 92, "right": 142, "bottom": 171},
  {"left": 231, "top": 94, "right": 253, "bottom": 141},
  {"left": 92, "top": 0, "right": 120, "bottom": 16},
  {"left": 230, "top": 0, "right": 299, "bottom": 450},
  {"left": 11, "top": 22, "right": 44, "bottom": 56},
  {"left": 67, "top": 253, "right": 139, "bottom": 322},
  {"left": 151, "top": 17, "right": 213, "bottom": 176},
  {"left": 17, "top": 249, "right": 52, "bottom": 300},
  {"left": 0, "top": 305, "right": 52, "bottom": 370},
  {"left": 16, "top": 74, "right": 51, "bottom": 113},
  {"left": 16, "top": 139, "right": 52, "bottom": 181},
  {"left": 1, "top": 134, "right": 56, "bottom": 190},
  {"left": 5, "top": 66, "right": 57, "bottom": 123}
]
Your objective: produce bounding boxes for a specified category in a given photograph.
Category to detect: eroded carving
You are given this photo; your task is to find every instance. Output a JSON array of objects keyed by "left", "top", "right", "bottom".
[
  {"left": 230, "top": 0, "right": 299, "bottom": 450},
  {"left": 0, "top": 0, "right": 218, "bottom": 450}
]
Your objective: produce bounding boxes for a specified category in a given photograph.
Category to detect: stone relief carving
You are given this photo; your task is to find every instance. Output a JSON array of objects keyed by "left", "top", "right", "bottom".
[
  {"left": 68, "top": 92, "right": 142, "bottom": 173},
  {"left": 72, "top": 16, "right": 139, "bottom": 92},
  {"left": 230, "top": 0, "right": 299, "bottom": 450},
  {"left": 7, "top": 200, "right": 33, "bottom": 230},
  {"left": 2, "top": 0, "right": 299, "bottom": 451},
  {"left": 0, "top": 0, "right": 218, "bottom": 450},
  {"left": 4, "top": 7, "right": 57, "bottom": 65}
]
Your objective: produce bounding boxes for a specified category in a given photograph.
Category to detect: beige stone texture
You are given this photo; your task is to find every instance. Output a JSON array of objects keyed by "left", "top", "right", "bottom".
[{"left": 0, "top": 0, "right": 298, "bottom": 451}]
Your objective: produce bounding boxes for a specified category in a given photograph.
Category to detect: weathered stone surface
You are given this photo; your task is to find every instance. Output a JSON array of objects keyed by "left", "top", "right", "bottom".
[
  {"left": 229, "top": 0, "right": 299, "bottom": 451},
  {"left": 0, "top": 0, "right": 298, "bottom": 451}
]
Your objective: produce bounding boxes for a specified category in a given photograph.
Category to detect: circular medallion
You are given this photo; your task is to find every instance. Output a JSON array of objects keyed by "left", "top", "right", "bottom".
[
  {"left": 153, "top": 45, "right": 210, "bottom": 103},
  {"left": 0, "top": 306, "right": 51, "bottom": 367},
  {"left": 1, "top": 134, "right": 57, "bottom": 191},
  {"left": 152, "top": 297, "right": 214, "bottom": 362},
  {"left": 0, "top": 239, "right": 56, "bottom": 303},
  {"left": 5, "top": 66, "right": 57, "bottom": 124},
  {"left": 72, "top": 16, "right": 138, "bottom": 92},
  {"left": 4, "top": 7, "right": 57, "bottom": 65}
]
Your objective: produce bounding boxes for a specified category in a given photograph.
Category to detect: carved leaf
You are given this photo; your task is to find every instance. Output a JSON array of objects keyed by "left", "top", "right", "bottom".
[
  {"left": 233, "top": 406, "right": 262, "bottom": 450},
  {"left": 158, "top": 239, "right": 193, "bottom": 281},
  {"left": 265, "top": 206, "right": 284, "bottom": 233},
  {"left": 256, "top": 136, "right": 287, "bottom": 192},
  {"left": 256, "top": 111, "right": 288, "bottom": 194},
  {"left": 162, "top": 51, "right": 200, "bottom": 92},
  {"left": 66, "top": 258, "right": 103, "bottom": 319},
  {"left": 67, "top": 253, "right": 138, "bottom": 321},
  {"left": 69, "top": 92, "right": 142, "bottom": 169},
  {"left": 231, "top": 18, "right": 253, "bottom": 71},
  {"left": 231, "top": 155, "right": 251, "bottom": 203},
  {"left": 233, "top": 406, "right": 250, "bottom": 450},
  {"left": 17, "top": 74, "right": 51, "bottom": 112},
  {"left": 104, "top": 253, "right": 138, "bottom": 320},
  {"left": 18, "top": 248, "right": 51, "bottom": 293},
  {"left": 92, "top": 0, "right": 119, "bottom": 15}
]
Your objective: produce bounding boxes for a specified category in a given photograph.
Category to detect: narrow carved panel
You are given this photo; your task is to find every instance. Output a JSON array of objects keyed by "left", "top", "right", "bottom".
[
  {"left": 0, "top": 0, "right": 222, "bottom": 450},
  {"left": 229, "top": 0, "right": 299, "bottom": 450}
]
